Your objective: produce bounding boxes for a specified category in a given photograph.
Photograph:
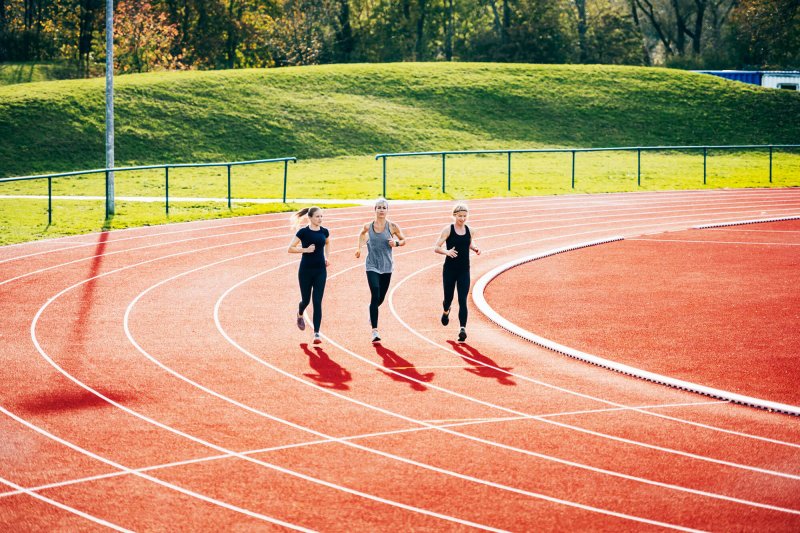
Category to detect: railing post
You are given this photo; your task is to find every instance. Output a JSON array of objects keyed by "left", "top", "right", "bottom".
[
  {"left": 571, "top": 151, "right": 576, "bottom": 189},
  {"left": 442, "top": 153, "right": 446, "bottom": 193},
  {"left": 507, "top": 152, "right": 512, "bottom": 191},
  {"left": 382, "top": 157, "right": 386, "bottom": 198},
  {"left": 47, "top": 176, "right": 52, "bottom": 225},
  {"left": 165, "top": 166, "right": 170, "bottom": 215},
  {"left": 637, "top": 149, "right": 641, "bottom": 186},
  {"left": 703, "top": 148, "right": 707, "bottom": 185},
  {"left": 227, "top": 165, "right": 232, "bottom": 209},
  {"left": 769, "top": 146, "right": 773, "bottom": 183},
  {"left": 283, "top": 160, "right": 288, "bottom": 203}
]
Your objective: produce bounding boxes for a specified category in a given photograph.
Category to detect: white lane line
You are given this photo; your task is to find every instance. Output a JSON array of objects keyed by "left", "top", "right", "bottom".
[
  {"left": 5, "top": 194, "right": 797, "bottom": 290},
  {"left": 17, "top": 196, "right": 800, "bottom": 528},
  {"left": 214, "top": 217, "right": 800, "bottom": 516},
  {"left": 31, "top": 263, "right": 506, "bottom": 529},
  {"left": 2, "top": 190, "right": 797, "bottom": 267},
  {"left": 385, "top": 238, "right": 800, "bottom": 481},
  {"left": 0, "top": 400, "right": 722, "bottom": 500},
  {"left": 217, "top": 282, "right": 706, "bottom": 531},
  {"left": 0, "top": 406, "right": 315, "bottom": 532},
  {"left": 471, "top": 241, "right": 800, "bottom": 417},
  {"left": 627, "top": 238, "right": 800, "bottom": 246},
  {"left": 0, "top": 474, "right": 132, "bottom": 532}
]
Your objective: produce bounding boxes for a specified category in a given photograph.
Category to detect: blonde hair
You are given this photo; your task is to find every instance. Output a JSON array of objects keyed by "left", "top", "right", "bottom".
[
  {"left": 290, "top": 206, "right": 322, "bottom": 230},
  {"left": 452, "top": 202, "right": 469, "bottom": 215},
  {"left": 374, "top": 197, "right": 389, "bottom": 210}
]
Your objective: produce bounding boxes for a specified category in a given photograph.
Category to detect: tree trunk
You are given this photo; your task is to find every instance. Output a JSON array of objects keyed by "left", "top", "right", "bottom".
[
  {"left": 415, "top": 0, "right": 427, "bottom": 61},
  {"left": 444, "top": 0, "right": 453, "bottom": 61},
  {"left": 574, "top": 0, "right": 587, "bottom": 62},
  {"left": 335, "top": 0, "right": 353, "bottom": 63}
]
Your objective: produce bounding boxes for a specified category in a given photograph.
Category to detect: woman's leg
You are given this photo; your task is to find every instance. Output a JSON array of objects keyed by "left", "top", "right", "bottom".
[
  {"left": 442, "top": 267, "right": 457, "bottom": 313},
  {"left": 455, "top": 269, "right": 470, "bottom": 328},
  {"left": 298, "top": 268, "right": 313, "bottom": 316},
  {"left": 366, "top": 271, "right": 382, "bottom": 329},
  {"left": 310, "top": 269, "right": 327, "bottom": 333}
]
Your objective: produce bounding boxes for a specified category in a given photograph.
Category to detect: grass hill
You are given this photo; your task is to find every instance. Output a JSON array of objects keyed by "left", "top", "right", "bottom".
[{"left": 2, "top": 62, "right": 799, "bottom": 179}]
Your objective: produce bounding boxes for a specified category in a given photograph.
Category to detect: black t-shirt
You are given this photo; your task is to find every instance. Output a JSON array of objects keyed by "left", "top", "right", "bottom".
[
  {"left": 296, "top": 226, "right": 329, "bottom": 269},
  {"left": 444, "top": 224, "right": 471, "bottom": 271}
]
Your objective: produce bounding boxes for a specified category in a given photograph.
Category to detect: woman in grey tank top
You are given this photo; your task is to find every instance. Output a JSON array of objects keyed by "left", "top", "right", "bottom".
[{"left": 355, "top": 198, "right": 407, "bottom": 343}]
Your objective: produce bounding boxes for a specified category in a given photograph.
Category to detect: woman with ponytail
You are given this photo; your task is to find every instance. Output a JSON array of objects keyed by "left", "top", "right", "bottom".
[{"left": 288, "top": 206, "right": 330, "bottom": 344}]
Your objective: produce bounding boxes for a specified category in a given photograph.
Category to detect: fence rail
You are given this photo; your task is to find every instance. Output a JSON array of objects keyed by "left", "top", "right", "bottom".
[
  {"left": 0, "top": 157, "right": 297, "bottom": 224},
  {"left": 375, "top": 144, "right": 800, "bottom": 198}
]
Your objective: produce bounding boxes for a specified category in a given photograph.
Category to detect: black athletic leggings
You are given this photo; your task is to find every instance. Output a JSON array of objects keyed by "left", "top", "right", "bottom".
[
  {"left": 366, "top": 271, "right": 392, "bottom": 329},
  {"left": 442, "top": 267, "right": 470, "bottom": 328},
  {"left": 298, "top": 267, "right": 327, "bottom": 333}
]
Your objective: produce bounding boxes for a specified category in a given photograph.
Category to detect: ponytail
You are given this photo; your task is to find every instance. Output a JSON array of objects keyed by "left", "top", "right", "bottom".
[{"left": 290, "top": 206, "right": 321, "bottom": 230}]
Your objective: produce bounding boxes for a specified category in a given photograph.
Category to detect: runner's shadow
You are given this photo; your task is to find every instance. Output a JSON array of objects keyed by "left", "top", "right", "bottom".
[
  {"left": 447, "top": 341, "right": 516, "bottom": 386},
  {"left": 301, "top": 343, "right": 352, "bottom": 390},
  {"left": 373, "top": 343, "right": 433, "bottom": 392}
]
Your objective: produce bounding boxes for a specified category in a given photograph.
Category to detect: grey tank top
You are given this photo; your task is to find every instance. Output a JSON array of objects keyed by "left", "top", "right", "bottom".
[{"left": 365, "top": 221, "right": 394, "bottom": 274}]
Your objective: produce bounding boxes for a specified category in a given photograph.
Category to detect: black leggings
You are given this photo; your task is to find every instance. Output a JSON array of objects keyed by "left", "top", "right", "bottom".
[
  {"left": 298, "top": 268, "right": 327, "bottom": 333},
  {"left": 443, "top": 267, "right": 470, "bottom": 328},
  {"left": 367, "top": 271, "right": 392, "bottom": 328}
]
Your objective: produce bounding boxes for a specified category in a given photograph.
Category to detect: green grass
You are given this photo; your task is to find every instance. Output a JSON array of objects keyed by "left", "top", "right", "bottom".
[
  {"left": 0, "top": 61, "right": 77, "bottom": 86},
  {"left": 0, "top": 199, "right": 348, "bottom": 246},
  {"left": 1, "top": 62, "right": 799, "bottom": 245}
]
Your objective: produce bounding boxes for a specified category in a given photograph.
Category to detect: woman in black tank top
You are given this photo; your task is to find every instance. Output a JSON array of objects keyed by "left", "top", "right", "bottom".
[{"left": 434, "top": 203, "right": 481, "bottom": 342}]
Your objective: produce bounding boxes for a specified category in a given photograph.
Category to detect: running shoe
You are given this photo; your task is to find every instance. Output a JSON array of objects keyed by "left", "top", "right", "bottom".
[
  {"left": 313, "top": 333, "right": 322, "bottom": 344},
  {"left": 372, "top": 330, "right": 381, "bottom": 343},
  {"left": 296, "top": 315, "right": 306, "bottom": 331},
  {"left": 458, "top": 328, "right": 467, "bottom": 342},
  {"left": 441, "top": 310, "right": 450, "bottom": 326}
]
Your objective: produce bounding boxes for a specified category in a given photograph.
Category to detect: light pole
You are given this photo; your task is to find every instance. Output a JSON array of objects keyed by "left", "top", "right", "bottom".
[{"left": 105, "top": 0, "right": 115, "bottom": 217}]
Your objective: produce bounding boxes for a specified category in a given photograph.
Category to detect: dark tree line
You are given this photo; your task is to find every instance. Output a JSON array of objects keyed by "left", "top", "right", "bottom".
[{"left": 0, "top": 0, "right": 797, "bottom": 74}]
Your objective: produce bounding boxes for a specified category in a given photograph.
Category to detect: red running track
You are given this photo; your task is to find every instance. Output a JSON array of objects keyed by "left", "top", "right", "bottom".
[
  {"left": 1, "top": 189, "right": 800, "bottom": 531},
  {"left": 484, "top": 219, "right": 800, "bottom": 407}
]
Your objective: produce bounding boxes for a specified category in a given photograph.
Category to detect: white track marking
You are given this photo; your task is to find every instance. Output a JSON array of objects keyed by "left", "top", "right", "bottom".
[
  {"left": 2, "top": 190, "right": 797, "bottom": 268},
  {"left": 7, "top": 192, "right": 799, "bottom": 529},
  {"left": 0, "top": 474, "right": 132, "bottom": 531},
  {"left": 0, "top": 406, "right": 315, "bottom": 532},
  {"left": 216, "top": 286, "right": 709, "bottom": 530},
  {"left": 6, "top": 193, "right": 797, "bottom": 283},
  {"left": 0, "top": 400, "right": 721, "bottom": 500},
  {"left": 388, "top": 237, "right": 800, "bottom": 471},
  {"left": 118, "top": 246, "right": 697, "bottom": 529},
  {"left": 627, "top": 238, "right": 800, "bottom": 246},
  {"left": 28, "top": 256, "right": 507, "bottom": 531}
]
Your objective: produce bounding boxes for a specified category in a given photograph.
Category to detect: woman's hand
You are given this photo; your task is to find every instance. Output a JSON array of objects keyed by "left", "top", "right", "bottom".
[
  {"left": 446, "top": 247, "right": 458, "bottom": 258},
  {"left": 305, "top": 244, "right": 315, "bottom": 253},
  {"left": 355, "top": 248, "right": 361, "bottom": 258}
]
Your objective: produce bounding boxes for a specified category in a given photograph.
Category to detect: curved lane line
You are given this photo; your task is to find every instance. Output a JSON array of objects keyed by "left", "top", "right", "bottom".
[{"left": 471, "top": 232, "right": 800, "bottom": 416}]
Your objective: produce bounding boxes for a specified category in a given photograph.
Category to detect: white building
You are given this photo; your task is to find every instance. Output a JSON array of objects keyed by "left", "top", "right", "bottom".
[{"left": 761, "top": 72, "right": 800, "bottom": 91}]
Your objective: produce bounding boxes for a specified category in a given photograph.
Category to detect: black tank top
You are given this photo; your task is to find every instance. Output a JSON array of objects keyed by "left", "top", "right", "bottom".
[{"left": 444, "top": 224, "right": 471, "bottom": 270}]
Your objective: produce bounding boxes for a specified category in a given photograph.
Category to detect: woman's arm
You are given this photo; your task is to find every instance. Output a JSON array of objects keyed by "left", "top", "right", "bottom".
[
  {"left": 288, "top": 235, "right": 312, "bottom": 254},
  {"left": 469, "top": 228, "right": 481, "bottom": 255},
  {"left": 389, "top": 222, "right": 406, "bottom": 247},
  {"left": 434, "top": 226, "right": 457, "bottom": 257},
  {"left": 355, "top": 223, "right": 369, "bottom": 258},
  {"left": 324, "top": 237, "right": 331, "bottom": 267}
]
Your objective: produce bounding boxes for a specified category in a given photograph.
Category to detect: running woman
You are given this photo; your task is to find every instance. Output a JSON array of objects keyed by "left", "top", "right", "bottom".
[
  {"left": 355, "top": 198, "right": 407, "bottom": 343},
  {"left": 288, "top": 206, "right": 330, "bottom": 344},
  {"left": 434, "top": 203, "right": 481, "bottom": 342}
]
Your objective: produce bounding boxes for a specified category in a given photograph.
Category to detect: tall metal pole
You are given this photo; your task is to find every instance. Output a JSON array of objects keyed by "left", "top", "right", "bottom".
[{"left": 105, "top": 0, "right": 115, "bottom": 217}]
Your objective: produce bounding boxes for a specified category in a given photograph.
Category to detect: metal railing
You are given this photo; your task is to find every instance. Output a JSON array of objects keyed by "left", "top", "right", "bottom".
[
  {"left": 375, "top": 144, "right": 800, "bottom": 198},
  {"left": 0, "top": 157, "right": 297, "bottom": 224}
]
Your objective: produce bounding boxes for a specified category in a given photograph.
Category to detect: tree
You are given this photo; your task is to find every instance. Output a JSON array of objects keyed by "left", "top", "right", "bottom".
[
  {"left": 731, "top": 0, "right": 800, "bottom": 68},
  {"left": 114, "top": 0, "right": 181, "bottom": 72}
]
